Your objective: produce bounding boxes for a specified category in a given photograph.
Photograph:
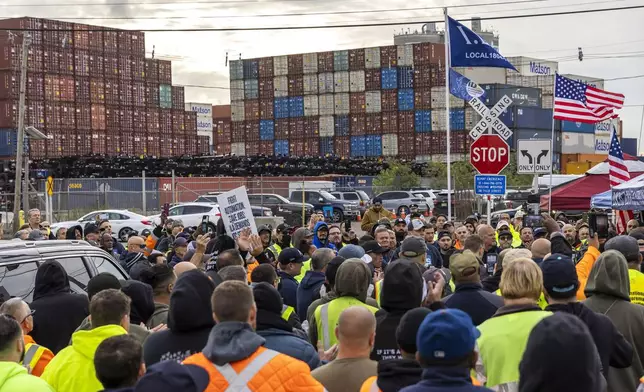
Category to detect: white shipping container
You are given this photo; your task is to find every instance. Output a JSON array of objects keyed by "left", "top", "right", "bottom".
[
  {"left": 196, "top": 115, "right": 213, "bottom": 132},
  {"left": 273, "top": 55, "right": 288, "bottom": 76},
  {"left": 431, "top": 110, "right": 447, "bottom": 131},
  {"left": 319, "top": 115, "right": 334, "bottom": 137},
  {"left": 397, "top": 45, "right": 414, "bottom": 67},
  {"left": 273, "top": 76, "right": 288, "bottom": 97},
  {"left": 230, "top": 80, "right": 245, "bottom": 101},
  {"left": 454, "top": 67, "right": 506, "bottom": 85},
  {"left": 303, "top": 95, "right": 319, "bottom": 117},
  {"left": 185, "top": 102, "right": 213, "bottom": 117},
  {"left": 349, "top": 70, "right": 366, "bottom": 92},
  {"left": 365, "top": 91, "right": 381, "bottom": 113},
  {"left": 537, "top": 75, "right": 554, "bottom": 94},
  {"left": 319, "top": 94, "right": 335, "bottom": 116},
  {"left": 542, "top": 94, "right": 553, "bottom": 109},
  {"left": 229, "top": 60, "right": 243, "bottom": 80},
  {"left": 231, "top": 101, "right": 245, "bottom": 122},
  {"left": 303, "top": 53, "right": 318, "bottom": 74},
  {"left": 232, "top": 142, "right": 246, "bottom": 156},
  {"left": 382, "top": 133, "right": 398, "bottom": 156},
  {"left": 562, "top": 132, "right": 595, "bottom": 154},
  {"left": 334, "top": 71, "right": 350, "bottom": 93},
  {"left": 334, "top": 93, "right": 350, "bottom": 115},
  {"left": 430, "top": 86, "right": 465, "bottom": 109},
  {"left": 318, "top": 73, "right": 334, "bottom": 94},
  {"left": 562, "top": 73, "right": 604, "bottom": 89},
  {"left": 465, "top": 108, "right": 477, "bottom": 130},
  {"left": 506, "top": 74, "right": 522, "bottom": 86},
  {"left": 365, "top": 47, "right": 381, "bottom": 69},
  {"left": 303, "top": 74, "right": 318, "bottom": 95}
]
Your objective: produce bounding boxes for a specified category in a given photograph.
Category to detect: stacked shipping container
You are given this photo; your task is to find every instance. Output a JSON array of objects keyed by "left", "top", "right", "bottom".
[{"left": 0, "top": 17, "right": 204, "bottom": 158}]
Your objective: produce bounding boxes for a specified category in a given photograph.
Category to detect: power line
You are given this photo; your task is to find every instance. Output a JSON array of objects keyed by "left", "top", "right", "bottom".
[{"left": 0, "top": 0, "right": 376, "bottom": 6}]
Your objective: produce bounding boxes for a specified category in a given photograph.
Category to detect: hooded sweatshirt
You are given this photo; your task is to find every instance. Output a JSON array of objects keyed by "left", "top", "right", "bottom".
[
  {"left": 121, "top": 280, "right": 155, "bottom": 326},
  {"left": 143, "top": 270, "right": 216, "bottom": 366},
  {"left": 370, "top": 359, "right": 424, "bottom": 392},
  {"left": 296, "top": 269, "right": 326, "bottom": 320},
  {"left": 583, "top": 250, "right": 644, "bottom": 392},
  {"left": 29, "top": 260, "right": 89, "bottom": 354},
  {"left": 119, "top": 252, "right": 148, "bottom": 278},
  {"left": 41, "top": 324, "right": 127, "bottom": 392},
  {"left": 312, "top": 221, "right": 336, "bottom": 251},
  {"left": 371, "top": 260, "right": 423, "bottom": 362},
  {"left": 0, "top": 362, "right": 53, "bottom": 392},
  {"left": 292, "top": 227, "right": 314, "bottom": 282},
  {"left": 65, "top": 225, "right": 83, "bottom": 240}
]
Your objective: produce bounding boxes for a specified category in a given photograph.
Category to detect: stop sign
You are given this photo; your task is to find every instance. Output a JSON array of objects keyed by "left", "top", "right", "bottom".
[{"left": 470, "top": 135, "right": 510, "bottom": 174}]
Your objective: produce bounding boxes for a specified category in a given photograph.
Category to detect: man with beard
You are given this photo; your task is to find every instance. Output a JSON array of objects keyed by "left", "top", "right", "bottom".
[
  {"left": 464, "top": 216, "right": 478, "bottom": 235},
  {"left": 361, "top": 198, "right": 395, "bottom": 233},
  {"left": 155, "top": 220, "right": 184, "bottom": 254},
  {"left": 497, "top": 229, "right": 514, "bottom": 251},
  {"left": 436, "top": 231, "right": 456, "bottom": 269},
  {"left": 292, "top": 227, "right": 315, "bottom": 283},
  {"left": 99, "top": 232, "right": 119, "bottom": 259},
  {"left": 328, "top": 225, "right": 344, "bottom": 251},
  {"left": 563, "top": 224, "right": 577, "bottom": 246},
  {"left": 313, "top": 221, "right": 336, "bottom": 251},
  {"left": 393, "top": 218, "right": 408, "bottom": 248},
  {"left": 518, "top": 227, "right": 534, "bottom": 249}
]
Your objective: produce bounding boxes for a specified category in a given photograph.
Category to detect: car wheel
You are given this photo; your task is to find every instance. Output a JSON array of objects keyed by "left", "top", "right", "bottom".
[
  {"left": 397, "top": 206, "right": 410, "bottom": 217},
  {"left": 206, "top": 223, "right": 216, "bottom": 234},
  {"left": 332, "top": 209, "right": 343, "bottom": 223},
  {"left": 118, "top": 227, "right": 133, "bottom": 242}
]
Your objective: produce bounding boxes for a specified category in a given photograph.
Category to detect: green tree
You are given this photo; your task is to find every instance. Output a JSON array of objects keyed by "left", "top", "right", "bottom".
[{"left": 373, "top": 161, "right": 420, "bottom": 191}]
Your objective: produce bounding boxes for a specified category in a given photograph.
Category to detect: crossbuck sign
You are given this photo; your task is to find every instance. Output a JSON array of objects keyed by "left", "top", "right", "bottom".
[{"left": 468, "top": 95, "right": 513, "bottom": 141}]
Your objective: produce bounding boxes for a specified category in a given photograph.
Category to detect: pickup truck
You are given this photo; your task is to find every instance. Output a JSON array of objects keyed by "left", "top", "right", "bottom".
[
  {"left": 248, "top": 193, "right": 314, "bottom": 227},
  {"left": 289, "top": 190, "right": 359, "bottom": 223}
]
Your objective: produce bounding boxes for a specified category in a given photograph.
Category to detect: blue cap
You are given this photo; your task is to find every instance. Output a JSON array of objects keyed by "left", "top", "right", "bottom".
[
  {"left": 417, "top": 309, "right": 480, "bottom": 362},
  {"left": 135, "top": 361, "right": 209, "bottom": 392},
  {"left": 278, "top": 248, "right": 307, "bottom": 265}
]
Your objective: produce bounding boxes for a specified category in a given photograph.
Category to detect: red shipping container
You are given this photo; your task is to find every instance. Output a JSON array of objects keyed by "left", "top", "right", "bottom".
[
  {"left": 160, "top": 109, "right": 172, "bottom": 134},
  {"left": 60, "top": 51, "right": 74, "bottom": 75},
  {"left": 29, "top": 139, "right": 47, "bottom": 159},
  {"left": 380, "top": 46, "right": 397, "bottom": 68},
  {"left": 173, "top": 137, "right": 185, "bottom": 156},
  {"left": 46, "top": 132, "right": 63, "bottom": 158},
  {"left": 89, "top": 54, "right": 104, "bottom": 78},
  {"left": 105, "top": 132, "right": 121, "bottom": 156},
  {"left": 59, "top": 76, "right": 75, "bottom": 102},
  {"left": 45, "top": 103, "right": 60, "bottom": 129},
  {"left": 305, "top": 139, "right": 319, "bottom": 156},
  {"left": 0, "top": 101, "right": 16, "bottom": 128},
  {"left": 91, "top": 131, "right": 107, "bottom": 155},
  {"left": 29, "top": 100, "right": 45, "bottom": 129},
  {"left": 0, "top": 71, "right": 44, "bottom": 100},
  {"left": 335, "top": 136, "right": 350, "bottom": 158},
  {"left": 44, "top": 74, "right": 59, "bottom": 101},
  {"left": 171, "top": 86, "right": 184, "bottom": 109},
  {"left": 452, "top": 131, "right": 467, "bottom": 153},
  {"left": 289, "top": 118, "right": 305, "bottom": 139},
  {"left": 259, "top": 98, "right": 274, "bottom": 120},
  {"left": 289, "top": 140, "right": 304, "bottom": 157},
  {"left": 42, "top": 19, "right": 61, "bottom": 47},
  {"left": 104, "top": 78, "right": 119, "bottom": 106},
  {"left": 88, "top": 30, "right": 103, "bottom": 52},
  {"left": 147, "top": 134, "right": 161, "bottom": 157},
  {"left": 287, "top": 75, "right": 303, "bottom": 96},
  {"left": 120, "top": 133, "right": 134, "bottom": 155},
  {"left": 350, "top": 114, "right": 366, "bottom": 136},
  {"left": 59, "top": 22, "right": 74, "bottom": 46},
  {"left": 145, "top": 59, "right": 158, "bottom": 82},
  {"left": 413, "top": 43, "right": 431, "bottom": 66},
  {"left": 133, "top": 134, "right": 146, "bottom": 156},
  {"left": 245, "top": 121, "right": 260, "bottom": 142},
  {"left": 288, "top": 55, "right": 303, "bottom": 75},
  {"left": 430, "top": 132, "right": 447, "bottom": 154},
  {"left": 0, "top": 17, "right": 43, "bottom": 46},
  {"left": 414, "top": 65, "right": 431, "bottom": 88},
  {"left": 0, "top": 45, "right": 43, "bottom": 72},
  {"left": 398, "top": 134, "right": 416, "bottom": 157},
  {"left": 303, "top": 117, "right": 319, "bottom": 138},
  {"left": 365, "top": 113, "right": 382, "bottom": 134},
  {"left": 76, "top": 104, "right": 91, "bottom": 130},
  {"left": 231, "top": 121, "right": 245, "bottom": 142},
  {"left": 118, "top": 55, "right": 132, "bottom": 80},
  {"left": 349, "top": 92, "right": 366, "bottom": 114},
  {"left": 431, "top": 65, "right": 445, "bottom": 86},
  {"left": 90, "top": 79, "right": 104, "bottom": 104},
  {"left": 275, "top": 119, "right": 289, "bottom": 139},
  {"left": 215, "top": 121, "right": 231, "bottom": 144},
  {"left": 120, "top": 83, "right": 133, "bottom": 106},
  {"left": 216, "top": 143, "right": 231, "bottom": 155},
  {"left": 131, "top": 32, "right": 145, "bottom": 56},
  {"left": 398, "top": 112, "right": 414, "bottom": 134},
  {"left": 73, "top": 24, "right": 89, "bottom": 50},
  {"left": 43, "top": 51, "right": 60, "bottom": 74},
  {"left": 120, "top": 108, "right": 134, "bottom": 130},
  {"left": 132, "top": 82, "right": 145, "bottom": 107},
  {"left": 74, "top": 49, "right": 89, "bottom": 77},
  {"left": 349, "top": 49, "right": 365, "bottom": 71},
  {"left": 185, "top": 135, "right": 198, "bottom": 155},
  {"left": 365, "top": 69, "right": 381, "bottom": 91},
  {"left": 317, "top": 52, "right": 334, "bottom": 73},
  {"left": 381, "top": 90, "right": 398, "bottom": 112},
  {"left": 246, "top": 142, "right": 259, "bottom": 156},
  {"left": 158, "top": 60, "right": 172, "bottom": 84},
  {"left": 184, "top": 112, "right": 197, "bottom": 133},
  {"left": 258, "top": 78, "right": 273, "bottom": 99},
  {"left": 133, "top": 108, "right": 147, "bottom": 131},
  {"left": 31, "top": 72, "right": 46, "bottom": 100},
  {"left": 91, "top": 104, "right": 106, "bottom": 130},
  {"left": 414, "top": 88, "right": 431, "bottom": 110},
  {"left": 197, "top": 135, "right": 210, "bottom": 155},
  {"left": 132, "top": 57, "right": 145, "bottom": 81},
  {"left": 382, "top": 112, "right": 398, "bottom": 134},
  {"left": 172, "top": 110, "right": 184, "bottom": 133},
  {"left": 430, "top": 43, "right": 445, "bottom": 65},
  {"left": 73, "top": 131, "right": 91, "bottom": 156},
  {"left": 59, "top": 103, "right": 75, "bottom": 128},
  {"left": 415, "top": 134, "right": 432, "bottom": 155},
  {"left": 244, "top": 101, "right": 260, "bottom": 121},
  {"left": 159, "top": 136, "right": 173, "bottom": 157},
  {"left": 117, "top": 31, "right": 131, "bottom": 53},
  {"left": 104, "top": 55, "right": 119, "bottom": 78},
  {"left": 106, "top": 107, "right": 119, "bottom": 130},
  {"left": 60, "top": 129, "right": 76, "bottom": 157},
  {"left": 259, "top": 141, "right": 273, "bottom": 156},
  {"left": 145, "top": 82, "right": 159, "bottom": 107},
  {"left": 259, "top": 57, "right": 273, "bottom": 78},
  {"left": 146, "top": 109, "right": 160, "bottom": 133}
]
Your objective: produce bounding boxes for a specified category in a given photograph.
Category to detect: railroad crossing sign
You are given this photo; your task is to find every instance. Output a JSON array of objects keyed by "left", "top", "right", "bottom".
[
  {"left": 468, "top": 95, "right": 513, "bottom": 141},
  {"left": 470, "top": 134, "right": 510, "bottom": 175},
  {"left": 516, "top": 139, "right": 552, "bottom": 174}
]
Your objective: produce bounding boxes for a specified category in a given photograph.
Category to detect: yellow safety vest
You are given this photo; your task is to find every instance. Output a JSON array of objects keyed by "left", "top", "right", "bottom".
[
  {"left": 315, "top": 296, "right": 378, "bottom": 350},
  {"left": 294, "top": 259, "right": 311, "bottom": 283},
  {"left": 494, "top": 289, "right": 548, "bottom": 310},
  {"left": 22, "top": 343, "right": 46, "bottom": 374},
  {"left": 281, "top": 305, "right": 295, "bottom": 322},
  {"left": 374, "top": 280, "right": 383, "bottom": 306},
  {"left": 629, "top": 269, "right": 644, "bottom": 306},
  {"left": 268, "top": 244, "right": 282, "bottom": 258}
]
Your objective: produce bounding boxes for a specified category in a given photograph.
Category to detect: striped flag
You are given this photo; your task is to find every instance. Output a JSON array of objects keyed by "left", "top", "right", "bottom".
[
  {"left": 554, "top": 74, "right": 625, "bottom": 124},
  {"left": 608, "top": 127, "right": 633, "bottom": 233}
]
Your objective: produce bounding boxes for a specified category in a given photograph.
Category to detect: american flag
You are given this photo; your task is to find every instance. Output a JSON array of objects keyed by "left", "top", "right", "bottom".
[
  {"left": 554, "top": 74, "right": 625, "bottom": 124},
  {"left": 609, "top": 127, "right": 633, "bottom": 233}
]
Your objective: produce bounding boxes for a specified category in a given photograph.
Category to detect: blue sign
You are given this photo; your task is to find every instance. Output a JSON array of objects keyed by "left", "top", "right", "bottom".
[
  {"left": 475, "top": 175, "right": 507, "bottom": 195},
  {"left": 447, "top": 16, "right": 517, "bottom": 71}
]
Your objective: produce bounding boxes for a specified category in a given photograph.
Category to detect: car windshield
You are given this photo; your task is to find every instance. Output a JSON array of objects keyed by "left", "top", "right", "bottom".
[
  {"left": 195, "top": 196, "right": 218, "bottom": 203},
  {"left": 356, "top": 190, "right": 370, "bottom": 200},
  {"left": 319, "top": 191, "right": 337, "bottom": 200}
]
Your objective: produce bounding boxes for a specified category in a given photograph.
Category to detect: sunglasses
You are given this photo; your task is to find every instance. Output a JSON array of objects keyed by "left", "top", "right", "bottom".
[{"left": 21, "top": 309, "right": 35, "bottom": 324}]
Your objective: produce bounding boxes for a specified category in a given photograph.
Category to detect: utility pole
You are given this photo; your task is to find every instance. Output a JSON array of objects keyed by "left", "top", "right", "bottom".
[{"left": 12, "top": 33, "right": 31, "bottom": 234}]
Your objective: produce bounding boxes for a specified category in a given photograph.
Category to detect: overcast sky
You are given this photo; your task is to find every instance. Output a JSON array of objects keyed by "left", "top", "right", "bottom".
[{"left": 9, "top": 0, "right": 644, "bottom": 147}]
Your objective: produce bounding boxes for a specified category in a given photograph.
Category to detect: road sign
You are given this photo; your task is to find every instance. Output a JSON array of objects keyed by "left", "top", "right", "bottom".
[
  {"left": 470, "top": 134, "right": 510, "bottom": 174},
  {"left": 475, "top": 175, "right": 506, "bottom": 195},
  {"left": 46, "top": 176, "right": 54, "bottom": 197},
  {"left": 517, "top": 139, "right": 552, "bottom": 174},
  {"left": 468, "top": 96, "right": 513, "bottom": 141}
]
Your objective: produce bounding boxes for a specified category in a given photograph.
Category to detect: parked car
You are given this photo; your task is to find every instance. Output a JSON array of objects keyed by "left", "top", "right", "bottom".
[
  {"left": 410, "top": 189, "right": 437, "bottom": 210},
  {"left": 248, "top": 194, "right": 313, "bottom": 226},
  {"left": 148, "top": 203, "right": 221, "bottom": 232},
  {"left": 331, "top": 191, "right": 371, "bottom": 216},
  {"left": 51, "top": 210, "right": 153, "bottom": 242},
  {"left": 0, "top": 240, "right": 128, "bottom": 302},
  {"left": 289, "top": 190, "right": 359, "bottom": 223},
  {"left": 194, "top": 194, "right": 273, "bottom": 218},
  {"left": 373, "top": 191, "right": 430, "bottom": 217},
  {"left": 432, "top": 191, "right": 454, "bottom": 218}
]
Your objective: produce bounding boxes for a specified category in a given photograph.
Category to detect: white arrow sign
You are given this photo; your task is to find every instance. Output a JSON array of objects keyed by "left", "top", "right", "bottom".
[
  {"left": 468, "top": 95, "right": 513, "bottom": 141},
  {"left": 517, "top": 139, "right": 552, "bottom": 174}
]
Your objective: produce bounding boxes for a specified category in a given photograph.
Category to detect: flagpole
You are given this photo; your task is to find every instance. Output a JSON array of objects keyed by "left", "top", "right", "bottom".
[
  {"left": 547, "top": 72, "right": 557, "bottom": 213},
  {"left": 444, "top": 7, "right": 452, "bottom": 221}
]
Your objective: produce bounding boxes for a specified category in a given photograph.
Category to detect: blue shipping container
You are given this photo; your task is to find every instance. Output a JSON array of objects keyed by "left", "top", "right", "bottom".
[
  {"left": 492, "top": 108, "right": 514, "bottom": 128},
  {"left": 334, "top": 50, "right": 349, "bottom": 71},
  {"left": 0, "top": 129, "right": 17, "bottom": 157},
  {"left": 243, "top": 59, "right": 259, "bottom": 79},
  {"left": 288, "top": 96, "right": 304, "bottom": 117},
  {"left": 623, "top": 138, "right": 638, "bottom": 156},
  {"left": 397, "top": 67, "right": 414, "bottom": 89},
  {"left": 274, "top": 140, "right": 289, "bottom": 156},
  {"left": 514, "top": 107, "right": 557, "bottom": 130},
  {"left": 415, "top": 111, "right": 431, "bottom": 132},
  {"left": 320, "top": 137, "right": 334, "bottom": 155},
  {"left": 561, "top": 120, "right": 594, "bottom": 133},
  {"left": 450, "top": 109, "right": 465, "bottom": 130},
  {"left": 365, "top": 135, "right": 382, "bottom": 157},
  {"left": 259, "top": 120, "right": 274, "bottom": 140},
  {"left": 398, "top": 89, "right": 415, "bottom": 111},
  {"left": 335, "top": 115, "right": 350, "bottom": 136},
  {"left": 351, "top": 136, "right": 366, "bottom": 157},
  {"left": 381, "top": 68, "right": 397, "bottom": 90},
  {"left": 244, "top": 79, "right": 259, "bottom": 100},
  {"left": 274, "top": 98, "right": 290, "bottom": 119}
]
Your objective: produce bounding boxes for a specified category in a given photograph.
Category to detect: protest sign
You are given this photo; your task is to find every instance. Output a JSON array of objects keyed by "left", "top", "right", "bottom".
[{"left": 218, "top": 186, "right": 257, "bottom": 239}]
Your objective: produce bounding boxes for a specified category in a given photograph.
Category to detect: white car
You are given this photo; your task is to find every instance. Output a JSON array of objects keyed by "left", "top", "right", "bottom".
[
  {"left": 50, "top": 210, "right": 153, "bottom": 242},
  {"left": 148, "top": 203, "right": 221, "bottom": 231}
]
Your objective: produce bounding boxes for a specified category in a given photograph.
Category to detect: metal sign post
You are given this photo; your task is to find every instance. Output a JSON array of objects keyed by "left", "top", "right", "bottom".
[{"left": 46, "top": 176, "right": 54, "bottom": 223}]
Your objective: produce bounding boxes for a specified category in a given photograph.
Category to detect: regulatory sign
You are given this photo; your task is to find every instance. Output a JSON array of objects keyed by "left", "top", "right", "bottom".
[
  {"left": 468, "top": 95, "right": 514, "bottom": 141},
  {"left": 517, "top": 139, "right": 552, "bottom": 174},
  {"left": 46, "top": 176, "right": 54, "bottom": 197},
  {"left": 475, "top": 175, "right": 506, "bottom": 195},
  {"left": 470, "top": 134, "right": 510, "bottom": 175}
]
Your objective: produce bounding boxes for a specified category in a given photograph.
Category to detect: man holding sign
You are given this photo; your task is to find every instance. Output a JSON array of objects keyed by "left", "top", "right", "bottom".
[{"left": 217, "top": 186, "right": 258, "bottom": 240}]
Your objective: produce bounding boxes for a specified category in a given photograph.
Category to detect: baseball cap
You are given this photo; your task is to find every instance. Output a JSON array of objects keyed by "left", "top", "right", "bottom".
[
  {"left": 498, "top": 229, "right": 512, "bottom": 239},
  {"left": 408, "top": 219, "right": 425, "bottom": 232},
  {"left": 437, "top": 231, "right": 451, "bottom": 240},
  {"left": 85, "top": 223, "right": 100, "bottom": 235},
  {"left": 276, "top": 223, "right": 291, "bottom": 233},
  {"left": 362, "top": 240, "right": 387, "bottom": 254},
  {"left": 605, "top": 235, "right": 641, "bottom": 262},
  {"left": 396, "top": 307, "right": 431, "bottom": 354},
  {"left": 533, "top": 228, "right": 547, "bottom": 238},
  {"left": 515, "top": 211, "right": 525, "bottom": 219},
  {"left": 278, "top": 248, "right": 307, "bottom": 265},
  {"left": 173, "top": 237, "right": 188, "bottom": 248},
  {"left": 135, "top": 361, "right": 209, "bottom": 392},
  {"left": 443, "top": 221, "right": 454, "bottom": 228},
  {"left": 541, "top": 254, "right": 579, "bottom": 299},
  {"left": 450, "top": 251, "right": 480, "bottom": 280},
  {"left": 171, "top": 220, "right": 185, "bottom": 228},
  {"left": 417, "top": 309, "right": 480, "bottom": 362},
  {"left": 496, "top": 220, "right": 510, "bottom": 230},
  {"left": 401, "top": 237, "right": 427, "bottom": 258},
  {"left": 338, "top": 244, "right": 366, "bottom": 259},
  {"left": 300, "top": 228, "right": 314, "bottom": 237},
  {"left": 394, "top": 218, "right": 406, "bottom": 226}
]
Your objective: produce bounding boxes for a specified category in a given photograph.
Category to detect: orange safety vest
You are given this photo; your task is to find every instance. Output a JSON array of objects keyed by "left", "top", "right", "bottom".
[
  {"left": 360, "top": 374, "right": 482, "bottom": 391},
  {"left": 23, "top": 335, "right": 54, "bottom": 377}
]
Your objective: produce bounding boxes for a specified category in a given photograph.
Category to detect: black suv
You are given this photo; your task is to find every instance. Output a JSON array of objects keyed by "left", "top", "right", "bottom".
[
  {"left": 0, "top": 240, "right": 128, "bottom": 302},
  {"left": 248, "top": 194, "right": 314, "bottom": 227}
]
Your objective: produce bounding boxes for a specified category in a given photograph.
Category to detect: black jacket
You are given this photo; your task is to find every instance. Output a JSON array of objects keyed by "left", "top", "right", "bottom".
[
  {"left": 143, "top": 270, "right": 216, "bottom": 366},
  {"left": 482, "top": 245, "right": 500, "bottom": 278},
  {"left": 277, "top": 271, "right": 299, "bottom": 309},
  {"left": 371, "top": 260, "right": 423, "bottom": 362},
  {"left": 439, "top": 247, "right": 456, "bottom": 269},
  {"left": 121, "top": 280, "right": 155, "bottom": 326},
  {"left": 481, "top": 270, "right": 502, "bottom": 293},
  {"left": 296, "top": 271, "right": 325, "bottom": 320},
  {"left": 443, "top": 282, "right": 504, "bottom": 326},
  {"left": 29, "top": 260, "right": 89, "bottom": 354},
  {"left": 119, "top": 252, "right": 147, "bottom": 277},
  {"left": 374, "top": 359, "right": 423, "bottom": 392}
]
